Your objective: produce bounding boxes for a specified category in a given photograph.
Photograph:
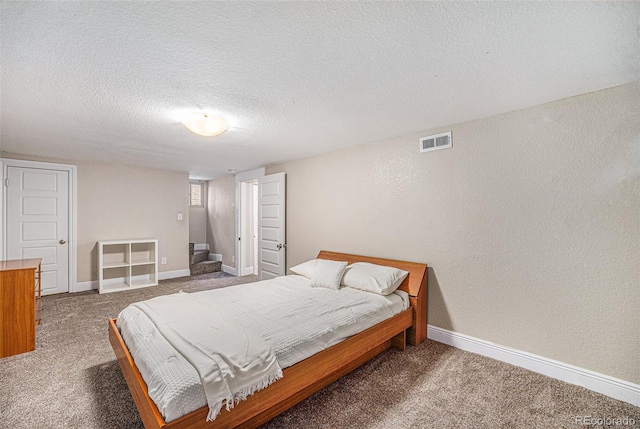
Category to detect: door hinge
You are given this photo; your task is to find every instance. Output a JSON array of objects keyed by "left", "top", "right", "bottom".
[{"left": 4, "top": 178, "right": 7, "bottom": 187}]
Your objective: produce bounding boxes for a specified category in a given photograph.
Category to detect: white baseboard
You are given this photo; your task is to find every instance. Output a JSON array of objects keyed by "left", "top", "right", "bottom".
[
  {"left": 194, "top": 243, "right": 209, "bottom": 251},
  {"left": 208, "top": 253, "right": 222, "bottom": 262},
  {"left": 72, "top": 269, "right": 191, "bottom": 292},
  {"left": 222, "top": 264, "right": 237, "bottom": 276},
  {"left": 159, "top": 269, "right": 191, "bottom": 280},
  {"left": 427, "top": 325, "right": 640, "bottom": 407}
]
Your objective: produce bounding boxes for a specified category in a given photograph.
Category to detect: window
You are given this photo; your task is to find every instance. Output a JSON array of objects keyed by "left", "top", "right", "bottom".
[{"left": 189, "top": 182, "right": 203, "bottom": 207}]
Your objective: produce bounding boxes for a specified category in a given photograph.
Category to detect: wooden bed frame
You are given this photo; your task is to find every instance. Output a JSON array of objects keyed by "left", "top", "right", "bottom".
[{"left": 109, "top": 250, "right": 428, "bottom": 429}]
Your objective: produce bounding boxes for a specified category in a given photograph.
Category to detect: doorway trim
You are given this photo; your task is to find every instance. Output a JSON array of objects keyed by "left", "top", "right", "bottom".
[
  {"left": 1, "top": 158, "right": 78, "bottom": 293},
  {"left": 235, "top": 167, "right": 265, "bottom": 277}
]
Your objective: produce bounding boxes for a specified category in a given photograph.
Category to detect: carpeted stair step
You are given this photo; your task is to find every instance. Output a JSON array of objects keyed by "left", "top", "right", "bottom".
[
  {"left": 190, "top": 260, "right": 222, "bottom": 275},
  {"left": 190, "top": 249, "right": 209, "bottom": 265}
]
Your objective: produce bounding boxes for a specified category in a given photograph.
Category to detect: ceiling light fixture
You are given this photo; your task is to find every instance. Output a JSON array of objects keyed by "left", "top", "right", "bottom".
[{"left": 181, "top": 111, "right": 228, "bottom": 137}]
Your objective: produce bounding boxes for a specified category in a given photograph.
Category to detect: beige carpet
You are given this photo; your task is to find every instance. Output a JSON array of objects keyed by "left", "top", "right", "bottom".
[{"left": 0, "top": 272, "right": 637, "bottom": 429}]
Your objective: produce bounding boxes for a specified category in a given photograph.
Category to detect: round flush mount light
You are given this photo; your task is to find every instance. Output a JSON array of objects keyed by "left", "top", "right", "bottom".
[{"left": 181, "top": 111, "right": 228, "bottom": 137}]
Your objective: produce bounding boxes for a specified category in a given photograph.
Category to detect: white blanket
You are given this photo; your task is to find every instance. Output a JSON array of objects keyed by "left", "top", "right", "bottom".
[
  {"left": 132, "top": 292, "right": 283, "bottom": 421},
  {"left": 118, "top": 275, "right": 409, "bottom": 422}
]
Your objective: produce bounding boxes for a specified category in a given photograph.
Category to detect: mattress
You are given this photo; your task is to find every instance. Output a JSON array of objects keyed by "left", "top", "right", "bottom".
[{"left": 117, "top": 274, "right": 409, "bottom": 422}]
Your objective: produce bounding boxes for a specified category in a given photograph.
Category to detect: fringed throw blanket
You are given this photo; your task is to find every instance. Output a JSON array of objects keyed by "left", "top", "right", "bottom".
[{"left": 133, "top": 292, "right": 283, "bottom": 421}]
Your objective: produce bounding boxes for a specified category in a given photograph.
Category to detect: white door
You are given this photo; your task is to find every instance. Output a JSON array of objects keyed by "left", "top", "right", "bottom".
[
  {"left": 6, "top": 166, "right": 70, "bottom": 295},
  {"left": 258, "top": 172, "right": 286, "bottom": 280}
]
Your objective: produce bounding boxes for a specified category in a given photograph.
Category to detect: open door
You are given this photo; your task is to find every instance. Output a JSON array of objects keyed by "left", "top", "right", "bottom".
[{"left": 258, "top": 172, "right": 286, "bottom": 280}]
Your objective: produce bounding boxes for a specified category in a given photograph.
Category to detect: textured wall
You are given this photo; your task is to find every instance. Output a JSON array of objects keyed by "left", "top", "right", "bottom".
[
  {"left": 0, "top": 153, "right": 190, "bottom": 282},
  {"left": 77, "top": 162, "right": 189, "bottom": 281},
  {"left": 267, "top": 81, "right": 640, "bottom": 384},
  {"left": 188, "top": 206, "right": 206, "bottom": 244},
  {"left": 206, "top": 174, "right": 236, "bottom": 268}
]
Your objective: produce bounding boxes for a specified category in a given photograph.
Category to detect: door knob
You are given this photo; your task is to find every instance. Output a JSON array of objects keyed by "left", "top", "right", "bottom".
[{"left": 59, "top": 239, "right": 66, "bottom": 244}]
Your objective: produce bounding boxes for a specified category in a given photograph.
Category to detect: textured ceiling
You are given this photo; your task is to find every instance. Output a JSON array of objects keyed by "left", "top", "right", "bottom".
[{"left": 2, "top": 1, "right": 639, "bottom": 180}]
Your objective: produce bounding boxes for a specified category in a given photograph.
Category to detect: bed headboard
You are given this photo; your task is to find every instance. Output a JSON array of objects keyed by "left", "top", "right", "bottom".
[{"left": 316, "top": 250, "right": 428, "bottom": 345}]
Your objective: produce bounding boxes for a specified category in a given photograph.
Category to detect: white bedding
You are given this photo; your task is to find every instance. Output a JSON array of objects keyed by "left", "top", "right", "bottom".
[
  {"left": 131, "top": 292, "right": 283, "bottom": 421},
  {"left": 117, "top": 274, "right": 409, "bottom": 422}
]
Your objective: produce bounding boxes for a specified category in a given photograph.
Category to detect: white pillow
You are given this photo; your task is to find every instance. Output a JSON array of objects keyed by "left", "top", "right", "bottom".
[
  {"left": 309, "top": 259, "right": 348, "bottom": 290},
  {"left": 341, "top": 262, "right": 409, "bottom": 295},
  {"left": 289, "top": 259, "right": 319, "bottom": 278}
]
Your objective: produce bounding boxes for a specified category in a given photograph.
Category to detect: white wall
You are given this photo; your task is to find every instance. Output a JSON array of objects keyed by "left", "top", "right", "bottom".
[{"left": 267, "top": 81, "right": 640, "bottom": 384}]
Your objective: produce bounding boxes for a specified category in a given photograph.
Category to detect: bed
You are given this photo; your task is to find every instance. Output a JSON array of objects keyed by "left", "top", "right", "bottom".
[{"left": 109, "top": 250, "right": 428, "bottom": 429}]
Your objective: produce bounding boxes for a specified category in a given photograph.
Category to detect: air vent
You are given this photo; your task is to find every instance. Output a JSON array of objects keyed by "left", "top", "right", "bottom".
[{"left": 420, "top": 131, "right": 452, "bottom": 153}]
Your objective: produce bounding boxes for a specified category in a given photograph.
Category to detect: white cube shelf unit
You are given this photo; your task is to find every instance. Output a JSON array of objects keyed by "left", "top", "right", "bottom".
[{"left": 98, "top": 239, "right": 158, "bottom": 293}]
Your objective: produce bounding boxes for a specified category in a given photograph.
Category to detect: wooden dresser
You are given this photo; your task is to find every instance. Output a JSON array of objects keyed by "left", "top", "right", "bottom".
[{"left": 0, "top": 258, "right": 42, "bottom": 358}]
